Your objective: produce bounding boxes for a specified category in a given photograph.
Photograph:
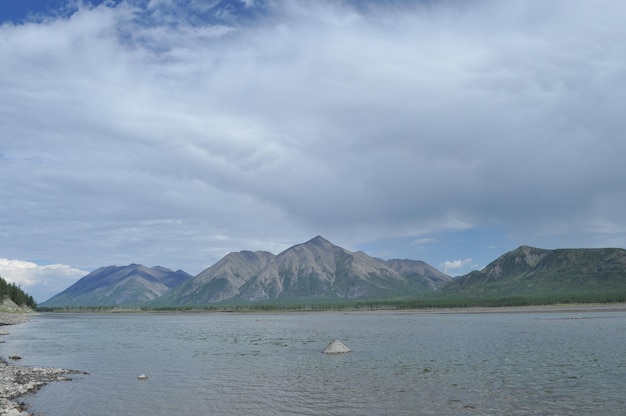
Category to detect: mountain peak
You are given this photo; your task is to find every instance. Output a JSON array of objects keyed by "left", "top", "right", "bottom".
[
  {"left": 306, "top": 235, "right": 331, "bottom": 245},
  {"left": 514, "top": 245, "right": 542, "bottom": 252},
  {"left": 282, "top": 235, "right": 338, "bottom": 255}
]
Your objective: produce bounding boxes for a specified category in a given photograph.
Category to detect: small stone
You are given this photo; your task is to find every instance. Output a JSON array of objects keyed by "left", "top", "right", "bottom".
[{"left": 6, "top": 408, "right": 26, "bottom": 416}]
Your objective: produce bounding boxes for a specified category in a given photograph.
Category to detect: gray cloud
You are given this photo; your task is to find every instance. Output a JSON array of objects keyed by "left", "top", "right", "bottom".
[{"left": 2, "top": 0, "right": 626, "bottom": 294}]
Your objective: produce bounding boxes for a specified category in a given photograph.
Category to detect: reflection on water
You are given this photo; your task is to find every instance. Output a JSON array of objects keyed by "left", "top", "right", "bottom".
[{"left": 3, "top": 311, "right": 626, "bottom": 415}]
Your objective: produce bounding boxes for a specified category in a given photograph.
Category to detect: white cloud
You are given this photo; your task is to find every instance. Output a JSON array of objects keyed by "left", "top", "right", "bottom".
[
  {"left": 411, "top": 238, "right": 438, "bottom": 247},
  {"left": 0, "top": 259, "right": 88, "bottom": 303},
  {"left": 439, "top": 258, "right": 475, "bottom": 275}
]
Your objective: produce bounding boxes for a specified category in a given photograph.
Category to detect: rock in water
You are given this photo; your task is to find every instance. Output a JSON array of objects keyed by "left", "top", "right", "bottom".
[{"left": 323, "top": 339, "right": 351, "bottom": 354}]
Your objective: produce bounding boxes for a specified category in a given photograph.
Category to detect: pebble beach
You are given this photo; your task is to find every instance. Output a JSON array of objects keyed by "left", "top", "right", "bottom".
[{"left": 0, "top": 313, "right": 80, "bottom": 416}]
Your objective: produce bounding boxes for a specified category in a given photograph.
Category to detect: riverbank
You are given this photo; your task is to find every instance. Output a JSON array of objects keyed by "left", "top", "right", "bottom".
[
  {"left": 392, "top": 302, "right": 626, "bottom": 315},
  {"left": 0, "top": 313, "right": 81, "bottom": 416},
  {"left": 38, "top": 301, "right": 626, "bottom": 316}
]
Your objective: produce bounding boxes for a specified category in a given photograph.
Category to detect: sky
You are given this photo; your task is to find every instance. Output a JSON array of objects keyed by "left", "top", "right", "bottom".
[{"left": 1, "top": 0, "right": 626, "bottom": 302}]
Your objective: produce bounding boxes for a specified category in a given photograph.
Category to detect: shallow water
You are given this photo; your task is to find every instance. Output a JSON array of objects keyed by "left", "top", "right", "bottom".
[{"left": 3, "top": 310, "right": 626, "bottom": 415}]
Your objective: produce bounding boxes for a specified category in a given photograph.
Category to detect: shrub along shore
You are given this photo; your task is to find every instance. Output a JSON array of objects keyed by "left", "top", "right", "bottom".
[
  {"left": 36, "top": 290, "right": 626, "bottom": 313},
  {"left": 0, "top": 313, "right": 82, "bottom": 416}
]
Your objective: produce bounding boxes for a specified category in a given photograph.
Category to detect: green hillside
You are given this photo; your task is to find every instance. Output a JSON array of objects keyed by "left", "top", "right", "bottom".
[
  {"left": 0, "top": 275, "right": 36, "bottom": 309},
  {"left": 440, "top": 246, "right": 626, "bottom": 301}
]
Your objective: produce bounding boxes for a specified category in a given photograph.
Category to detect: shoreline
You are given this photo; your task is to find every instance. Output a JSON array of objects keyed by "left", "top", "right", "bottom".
[
  {"left": 0, "top": 313, "right": 81, "bottom": 416},
  {"left": 39, "top": 302, "right": 626, "bottom": 316},
  {"left": 388, "top": 303, "right": 626, "bottom": 315}
]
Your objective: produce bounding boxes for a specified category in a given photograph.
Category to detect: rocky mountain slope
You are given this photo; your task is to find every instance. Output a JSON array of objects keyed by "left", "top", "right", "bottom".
[
  {"left": 155, "top": 236, "right": 452, "bottom": 305},
  {"left": 39, "top": 264, "right": 193, "bottom": 307},
  {"left": 157, "top": 250, "right": 276, "bottom": 304},
  {"left": 37, "top": 242, "right": 626, "bottom": 308},
  {"left": 442, "top": 245, "right": 626, "bottom": 297}
]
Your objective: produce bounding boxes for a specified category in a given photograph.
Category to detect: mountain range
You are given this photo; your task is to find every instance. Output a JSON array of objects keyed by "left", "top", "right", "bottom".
[
  {"left": 40, "top": 236, "right": 450, "bottom": 307},
  {"left": 155, "top": 236, "right": 451, "bottom": 305},
  {"left": 39, "top": 237, "right": 626, "bottom": 308}
]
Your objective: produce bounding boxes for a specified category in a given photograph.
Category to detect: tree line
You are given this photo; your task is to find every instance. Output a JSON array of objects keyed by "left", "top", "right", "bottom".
[{"left": 0, "top": 275, "right": 37, "bottom": 309}]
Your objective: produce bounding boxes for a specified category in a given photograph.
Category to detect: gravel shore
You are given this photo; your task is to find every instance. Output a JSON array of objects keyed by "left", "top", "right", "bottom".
[{"left": 0, "top": 313, "right": 82, "bottom": 416}]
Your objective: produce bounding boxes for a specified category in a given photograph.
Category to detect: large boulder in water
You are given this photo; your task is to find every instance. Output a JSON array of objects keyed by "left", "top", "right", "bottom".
[{"left": 323, "top": 339, "right": 351, "bottom": 354}]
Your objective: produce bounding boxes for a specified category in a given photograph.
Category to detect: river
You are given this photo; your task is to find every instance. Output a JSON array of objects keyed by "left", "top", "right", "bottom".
[{"left": 2, "top": 309, "right": 626, "bottom": 415}]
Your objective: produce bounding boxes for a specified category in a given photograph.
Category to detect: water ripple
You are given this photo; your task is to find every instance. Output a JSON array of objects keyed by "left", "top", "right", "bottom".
[{"left": 3, "top": 311, "right": 626, "bottom": 415}]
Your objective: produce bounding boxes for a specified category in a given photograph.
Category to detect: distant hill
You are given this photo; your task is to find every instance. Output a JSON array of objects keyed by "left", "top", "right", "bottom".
[
  {"left": 42, "top": 242, "right": 626, "bottom": 309},
  {"left": 39, "top": 265, "right": 193, "bottom": 307},
  {"left": 442, "top": 245, "right": 626, "bottom": 299},
  {"left": 154, "top": 236, "right": 452, "bottom": 305}
]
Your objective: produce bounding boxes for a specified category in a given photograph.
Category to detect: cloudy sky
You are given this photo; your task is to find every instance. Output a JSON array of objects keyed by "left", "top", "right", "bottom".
[{"left": 1, "top": 0, "right": 625, "bottom": 302}]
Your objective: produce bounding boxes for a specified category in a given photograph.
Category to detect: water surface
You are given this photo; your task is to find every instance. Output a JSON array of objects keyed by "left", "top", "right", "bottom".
[{"left": 3, "top": 310, "right": 626, "bottom": 415}]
